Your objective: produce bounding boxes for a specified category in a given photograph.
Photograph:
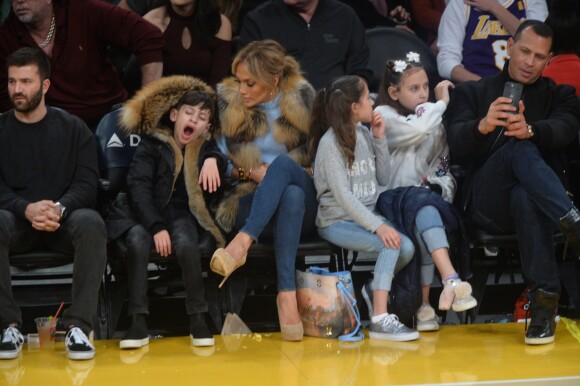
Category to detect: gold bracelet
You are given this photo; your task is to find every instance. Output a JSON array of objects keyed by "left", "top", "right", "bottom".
[{"left": 238, "top": 167, "right": 249, "bottom": 181}]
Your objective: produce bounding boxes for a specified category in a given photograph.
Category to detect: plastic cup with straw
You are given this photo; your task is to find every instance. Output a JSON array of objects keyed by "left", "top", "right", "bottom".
[{"left": 35, "top": 301, "right": 64, "bottom": 347}]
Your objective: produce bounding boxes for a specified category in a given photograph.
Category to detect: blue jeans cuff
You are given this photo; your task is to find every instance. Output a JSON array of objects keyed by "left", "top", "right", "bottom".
[
  {"left": 373, "top": 272, "right": 393, "bottom": 292},
  {"left": 421, "top": 227, "right": 449, "bottom": 253}
]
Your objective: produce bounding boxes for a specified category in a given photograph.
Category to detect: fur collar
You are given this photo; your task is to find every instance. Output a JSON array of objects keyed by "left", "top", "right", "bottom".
[
  {"left": 216, "top": 73, "right": 315, "bottom": 170},
  {"left": 213, "top": 74, "right": 315, "bottom": 232}
]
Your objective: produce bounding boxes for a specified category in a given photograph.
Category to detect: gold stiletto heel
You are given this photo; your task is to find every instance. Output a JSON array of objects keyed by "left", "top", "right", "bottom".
[{"left": 210, "top": 248, "right": 247, "bottom": 288}]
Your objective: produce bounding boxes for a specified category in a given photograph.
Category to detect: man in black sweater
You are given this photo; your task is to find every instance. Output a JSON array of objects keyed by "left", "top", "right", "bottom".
[
  {"left": 0, "top": 48, "right": 106, "bottom": 361},
  {"left": 446, "top": 20, "right": 580, "bottom": 346},
  {"left": 239, "top": 0, "right": 372, "bottom": 90}
]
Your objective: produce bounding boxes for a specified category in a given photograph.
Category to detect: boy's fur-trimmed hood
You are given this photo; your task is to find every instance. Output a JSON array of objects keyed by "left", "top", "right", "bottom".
[{"left": 121, "top": 75, "right": 216, "bottom": 139}]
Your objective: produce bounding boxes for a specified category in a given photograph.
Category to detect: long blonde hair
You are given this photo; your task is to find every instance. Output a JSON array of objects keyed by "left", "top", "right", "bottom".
[{"left": 232, "top": 40, "right": 301, "bottom": 93}]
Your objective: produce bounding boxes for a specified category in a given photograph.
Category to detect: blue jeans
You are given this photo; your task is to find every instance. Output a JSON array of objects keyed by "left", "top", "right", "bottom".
[
  {"left": 235, "top": 155, "right": 318, "bottom": 291},
  {"left": 470, "top": 139, "right": 573, "bottom": 293},
  {"left": 124, "top": 210, "right": 207, "bottom": 316},
  {"left": 414, "top": 205, "right": 450, "bottom": 286},
  {"left": 0, "top": 209, "right": 107, "bottom": 333},
  {"left": 317, "top": 219, "right": 415, "bottom": 291}
]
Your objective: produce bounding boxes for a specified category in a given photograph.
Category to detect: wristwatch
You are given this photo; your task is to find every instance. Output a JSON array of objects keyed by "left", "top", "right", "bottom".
[
  {"left": 526, "top": 124, "right": 534, "bottom": 138},
  {"left": 55, "top": 202, "right": 66, "bottom": 218}
]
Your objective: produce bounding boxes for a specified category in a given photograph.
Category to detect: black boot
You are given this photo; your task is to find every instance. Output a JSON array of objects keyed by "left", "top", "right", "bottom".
[
  {"left": 560, "top": 206, "right": 580, "bottom": 258},
  {"left": 120, "top": 314, "right": 149, "bottom": 349},
  {"left": 190, "top": 313, "right": 215, "bottom": 347},
  {"left": 525, "top": 289, "right": 558, "bottom": 345}
]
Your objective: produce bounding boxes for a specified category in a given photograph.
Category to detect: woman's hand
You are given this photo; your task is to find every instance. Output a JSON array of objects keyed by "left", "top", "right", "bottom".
[
  {"left": 154, "top": 230, "right": 172, "bottom": 257},
  {"left": 434, "top": 80, "right": 454, "bottom": 105},
  {"left": 199, "top": 157, "right": 221, "bottom": 193},
  {"left": 371, "top": 111, "right": 385, "bottom": 139},
  {"left": 249, "top": 163, "right": 269, "bottom": 183},
  {"left": 375, "top": 224, "right": 401, "bottom": 249}
]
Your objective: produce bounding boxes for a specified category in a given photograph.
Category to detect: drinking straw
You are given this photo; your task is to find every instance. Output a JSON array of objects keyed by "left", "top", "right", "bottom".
[{"left": 53, "top": 301, "right": 64, "bottom": 320}]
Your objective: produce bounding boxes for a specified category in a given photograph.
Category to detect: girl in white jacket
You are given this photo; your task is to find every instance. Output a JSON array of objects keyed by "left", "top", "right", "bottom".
[{"left": 374, "top": 52, "right": 476, "bottom": 331}]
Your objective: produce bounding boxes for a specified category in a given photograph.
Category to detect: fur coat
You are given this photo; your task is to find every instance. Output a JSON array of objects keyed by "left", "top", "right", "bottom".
[
  {"left": 107, "top": 75, "right": 226, "bottom": 248},
  {"left": 214, "top": 73, "right": 315, "bottom": 232}
]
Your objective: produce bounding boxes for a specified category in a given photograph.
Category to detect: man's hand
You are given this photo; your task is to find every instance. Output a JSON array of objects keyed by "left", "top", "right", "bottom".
[
  {"left": 504, "top": 101, "right": 530, "bottom": 139},
  {"left": 25, "top": 201, "right": 61, "bottom": 231},
  {"left": 375, "top": 224, "right": 401, "bottom": 249},
  {"left": 154, "top": 230, "right": 172, "bottom": 257},
  {"left": 199, "top": 157, "right": 221, "bottom": 193},
  {"left": 478, "top": 96, "right": 517, "bottom": 134}
]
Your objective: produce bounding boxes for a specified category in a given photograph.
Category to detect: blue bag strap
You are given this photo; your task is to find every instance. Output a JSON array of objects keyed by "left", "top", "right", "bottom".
[
  {"left": 309, "top": 266, "right": 351, "bottom": 280},
  {"left": 337, "top": 281, "right": 364, "bottom": 342}
]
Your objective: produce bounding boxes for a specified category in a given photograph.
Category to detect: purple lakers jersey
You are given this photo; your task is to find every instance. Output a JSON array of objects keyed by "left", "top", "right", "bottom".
[{"left": 462, "top": 0, "right": 527, "bottom": 77}]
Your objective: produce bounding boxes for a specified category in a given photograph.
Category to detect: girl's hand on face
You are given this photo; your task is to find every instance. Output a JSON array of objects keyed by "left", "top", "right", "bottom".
[
  {"left": 375, "top": 224, "right": 401, "bottom": 249},
  {"left": 199, "top": 157, "right": 221, "bottom": 193},
  {"left": 370, "top": 111, "right": 385, "bottom": 138},
  {"left": 434, "top": 80, "right": 455, "bottom": 105}
]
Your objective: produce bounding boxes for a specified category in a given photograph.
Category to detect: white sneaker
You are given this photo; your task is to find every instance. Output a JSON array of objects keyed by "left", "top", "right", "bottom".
[
  {"left": 0, "top": 327, "right": 24, "bottom": 359},
  {"left": 65, "top": 327, "right": 95, "bottom": 360}
]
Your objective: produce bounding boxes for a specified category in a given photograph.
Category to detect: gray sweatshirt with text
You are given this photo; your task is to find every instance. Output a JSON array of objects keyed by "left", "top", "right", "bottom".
[{"left": 314, "top": 124, "right": 391, "bottom": 232}]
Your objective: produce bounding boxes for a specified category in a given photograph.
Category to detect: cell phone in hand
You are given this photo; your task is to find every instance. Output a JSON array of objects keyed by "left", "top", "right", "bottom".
[{"left": 502, "top": 82, "right": 523, "bottom": 113}]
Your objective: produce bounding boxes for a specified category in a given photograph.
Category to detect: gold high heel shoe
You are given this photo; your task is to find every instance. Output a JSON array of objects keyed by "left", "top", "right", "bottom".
[
  {"left": 210, "top": 248, "right": 247, "bottom": 288},
  {"left": 276, "top": 297, "right": 304, "bottom": 342}
]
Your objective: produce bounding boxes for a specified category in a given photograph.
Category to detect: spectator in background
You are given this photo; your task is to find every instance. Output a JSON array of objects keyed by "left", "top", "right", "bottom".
[
  {"left": 143, "top": 0, "right": 232, "bottom": 88},
  {"left": 410, "top": 0, "right": 445, "bottom": 54},
  {"left": 0, "top": 47, "right": 107, "bottom": 361},
  {"left": 120, "top": 0, "right": 244, "bottom": 33},
  {"left": 0, "top": 0, "right": 163, "bottom": 129},
  {"left": 437, "top": 0, "right": 547, "bottom": 83},
  {"left": 239, "top": 0, "right": 372, "bottom": 90},
  {"left": 542, "top": 0, "right": 580, "bottom": 95},
  {"left": 339, "top": 0, "right": 414, "bottom": 33}
]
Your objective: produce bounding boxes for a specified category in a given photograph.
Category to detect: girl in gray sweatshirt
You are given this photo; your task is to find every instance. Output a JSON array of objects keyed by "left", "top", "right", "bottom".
[{"left": 310, "top": 75, "right": 419, "bottom": 342}]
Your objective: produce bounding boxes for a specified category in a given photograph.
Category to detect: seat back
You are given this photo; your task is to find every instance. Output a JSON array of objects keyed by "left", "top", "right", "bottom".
[
  {"left": 94, "top": 108, "right": 141, "bottom": 195},
  {"left": 365, "top": 27, "right": 440, "bottom": 93}
]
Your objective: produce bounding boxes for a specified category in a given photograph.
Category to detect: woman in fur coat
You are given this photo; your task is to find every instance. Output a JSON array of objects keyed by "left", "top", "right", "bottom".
[
  {"left": 106, "top": 76, "right": 227, "bottom": 350},
  {"left": 211, "top": 40, "right": 316, "bottom": 341}
]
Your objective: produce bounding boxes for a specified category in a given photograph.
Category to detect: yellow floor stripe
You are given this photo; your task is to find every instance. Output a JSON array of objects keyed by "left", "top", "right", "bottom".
[{"left": 561, "top": 317, "right": 580, "bottom": 343}]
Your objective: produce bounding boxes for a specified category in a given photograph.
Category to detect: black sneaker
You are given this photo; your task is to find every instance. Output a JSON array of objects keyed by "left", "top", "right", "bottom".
[
  {"left": 65, "top": 327, "right": 95, "bottom": 360},
  {"left": 0, "top": 327, "right": 24, "bottom": 359},
  {"left": 119, "top": 314, "right": 149, "bottom": 349},
  {"left": 361, "top": 279, "right": 374, "bottom": 319},
  {"left": 189, "top": 313, "right": 215, "bottom": 347}
]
